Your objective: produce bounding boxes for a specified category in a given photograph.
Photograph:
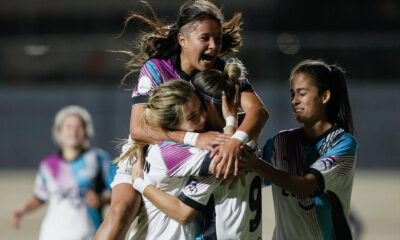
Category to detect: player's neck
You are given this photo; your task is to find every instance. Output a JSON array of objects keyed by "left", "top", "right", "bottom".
[
  {"left": 179, "top": 52, "right": 195, "bottom": 76},
  {"left": 61, "top": 147, "right": 83, "bottom": 162},
  {"left": 303, "top": 120, "right": 332, "bottom": 140}
]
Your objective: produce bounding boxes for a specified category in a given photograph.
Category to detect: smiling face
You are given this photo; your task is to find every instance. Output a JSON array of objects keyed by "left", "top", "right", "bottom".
[
  {"left": 175, "top": 93, "right": 207, "bottom": 132},
  {"left": 290, "top": 73, "right": 330, "bottom": 126},
  {"left": 178, "top": 18, "right": 222, "bottom": 75},
  {"left": 56, "top": 114, "right": 87, "bottom": 149}
]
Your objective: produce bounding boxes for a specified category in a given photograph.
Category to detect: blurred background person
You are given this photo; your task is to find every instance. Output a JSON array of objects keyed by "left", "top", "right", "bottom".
[{"left": 10, "top": 105, "right": 116, "bottom": 240}]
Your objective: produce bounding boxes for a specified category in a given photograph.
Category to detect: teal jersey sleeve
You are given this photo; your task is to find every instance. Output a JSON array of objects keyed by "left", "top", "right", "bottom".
[{"left": 261, "top": 135, "right": 276, "bottom": 186}]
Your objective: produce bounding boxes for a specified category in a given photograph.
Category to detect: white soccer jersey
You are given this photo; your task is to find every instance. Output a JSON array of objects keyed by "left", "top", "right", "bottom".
[
  {"left": 112, "top": 138, "right": 264, "bottom": 240},
  {"left": 124, "top": 141, "right": 216, "bottom": 240},
  {"left": 263, "top": 127, "right": 357, "bottom": 240},
  {"left": 178, "top": 146, "right": 264, "bottom": 240},
  {"left": 33, "top": 148, "right": 115, "bottom": 240},
  {"left": 110, "top": 136, "right": 136, "bottom": 188}
]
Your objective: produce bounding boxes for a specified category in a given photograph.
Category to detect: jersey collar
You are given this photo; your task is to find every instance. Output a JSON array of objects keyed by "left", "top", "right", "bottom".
[{"left": 304, "top": 126, "right": 338, "bottom": 146}]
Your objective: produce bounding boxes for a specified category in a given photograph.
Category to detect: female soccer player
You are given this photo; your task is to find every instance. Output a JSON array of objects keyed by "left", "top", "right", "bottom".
[
  {"left": 96, "top": 1, "right": 268, "bottom": 238},
  {"left": 130, "top": 59, "right": 264, "bottom": 239},
  {"left": 124, "top": 0, "right": 267, "bottom": 175},
  {"left": 121, "top": 76, "right": 239, "bottom": 239},
  {"left": 243, "top": 59, "right": 357, "bottom": 240},
  {"left": 11, "top": 105, "right": 115, "bottom": 240}
]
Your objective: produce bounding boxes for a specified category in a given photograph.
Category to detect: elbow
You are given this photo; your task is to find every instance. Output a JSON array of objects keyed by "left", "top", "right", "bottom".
[
  {"left": 109, "top": 204, "right": 133, "bottom": 226},
  {"left": 176, "top": 214, "right": 196, "bottom": 226},
  {"left": 130, "top": 123, "right": 143, "bottom": 141},
  {"left": 294, "top": 181, "right": 320, "bottom": 199},
  {"left": 175, "top": 207, "right": 197, "bottom": 225},
  {"left": 130, "top": 127, "right": 139, "bottom": 140},
  {"left": 259, "top": 106, "right": 269, "bottom": 124},
  {"left": 109, "top": 196, "right": 141, "bottom": 225}
]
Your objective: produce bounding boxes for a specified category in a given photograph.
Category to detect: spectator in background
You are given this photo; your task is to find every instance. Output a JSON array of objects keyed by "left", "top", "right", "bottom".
[{"left": 11, "top": 105, "right": 116, "bottom": 240}]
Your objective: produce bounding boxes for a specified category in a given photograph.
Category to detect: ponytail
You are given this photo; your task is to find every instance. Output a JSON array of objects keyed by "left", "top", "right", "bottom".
[
  {"left": 224, "top": 58, "right": 245, "bottom": 105},
  {"left": 328, "top": 65, "right": 354, "bottom": 134},
  {"left": 191, "top": 57, "right": 245, "bottom": 117}
]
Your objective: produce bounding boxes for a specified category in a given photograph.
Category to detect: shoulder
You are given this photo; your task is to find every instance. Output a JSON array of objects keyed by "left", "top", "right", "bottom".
[
  {"left": 139, "top": 59, "right": 161, "bottom": 78},
  {"left": 263, "top": 128, "right": 302, "bottom": 151},
  {"left": 137, "top": 58, "right": 176, "bottom": 91},
  {"left": 142, "top": 58, "right": 173, "bottom": 73},
  {"left": 41, "top": 152, "right": 62, "bottom": 166},
  {"left": 39, "top": 152, "right": 62, "bottom": 176},
  {"left": 329, "top": 132, "right": 357, "bottom": 155},
  {"left": 154, "top": 141, "right": 208, "bottom": 161},
  {"left": 276, "top": 127, "right": 304, "bottom": 139},
  {"left": 155, "top": 141, "right": 193, "bottom": 155}
]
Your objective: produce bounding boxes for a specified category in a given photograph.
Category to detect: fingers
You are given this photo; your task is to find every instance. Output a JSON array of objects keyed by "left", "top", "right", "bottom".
[
  {"left": 210, "top": 154, "right": 222, "bottom": 174},
  {"left": 85, "top": 191, "right": 101, "bottom": 208},
  {"left": 11, "top": 213, "right": 20, "bottom": 228},
  {"left": 215, "top": 157, "right": 226, "bottom": 178},
  {"left": 223, "top": 157, "right": 233, "bottom": 179},
  {"left": 210, "top": 137, "right": 229, "bottom": 146},
  {"left": 221, "top": 91, "right": 228, "bottom": 117},
  {"left": 210, "top": 147, "right": 220, "bottom": 158},
  {"left": 197, "top": 132, "right": 229, "bottom": 150},
  {"left": 234, "top": 157, "right": 239, "bottom": 176}
]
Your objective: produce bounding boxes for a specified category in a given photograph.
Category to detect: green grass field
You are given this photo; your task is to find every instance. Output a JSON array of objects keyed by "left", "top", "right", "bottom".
[{"left": 1, "top": 169, "right": 399, "bottom": 239}]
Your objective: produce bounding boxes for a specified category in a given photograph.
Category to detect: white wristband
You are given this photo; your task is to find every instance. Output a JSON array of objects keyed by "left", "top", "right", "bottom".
[
  {"left": 133, "top": 178, "right": 150, "bottom": 194},
  {"left": 231, "top": 130, "right": 249, "bottom": 144},
  {"left": 183, "top": 132, "right": 199, "bottom": 146},
  {"left": 225, "top": 116, "right": 237, "bottom": 127}
]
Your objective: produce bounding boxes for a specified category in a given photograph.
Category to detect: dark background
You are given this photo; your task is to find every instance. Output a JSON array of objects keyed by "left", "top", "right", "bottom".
[{"left": 1, "top": 0, "right": 399, "bottom": 168}]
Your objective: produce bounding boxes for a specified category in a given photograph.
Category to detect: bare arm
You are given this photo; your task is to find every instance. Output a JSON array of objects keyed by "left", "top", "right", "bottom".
[
  {"left": 237, "top": 91, "right": 269, "bottom": 141},
  {"left": 95, "top": 184, "right": 142, "bottom": 240},
  {"left": 130, "top": 104, "right": 229, "bottom": 150},
  {"left": 211, "top": 91, "right": 269, "bottom": 178},
  {"left": 130, "top": 104, "right": 186, "bottom": 144},
  {"left": 142, "top": 186, "right": 198, "bottom": 225},
  {"left": 244, "top": 148, "right": 319, "bottom": 198},
  {"left": 11, "top": 195, "right": 44, "bottom": 228}
]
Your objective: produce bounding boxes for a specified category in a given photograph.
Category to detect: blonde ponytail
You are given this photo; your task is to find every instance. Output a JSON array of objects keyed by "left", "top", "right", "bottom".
[{"left": 224, "top": 58, "right": 246, "bottom": 105}]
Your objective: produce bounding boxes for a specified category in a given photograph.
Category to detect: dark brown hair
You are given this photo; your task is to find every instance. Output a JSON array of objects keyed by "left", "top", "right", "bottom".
[
  {"left": 290, "top": 59, "right": 354, "bottom": 134},
  {"left": 118, "top": 0, "right": 243, "bottom": 85},
  {"left": 191, "top": 58, "right": 244, "bottom": 117}
]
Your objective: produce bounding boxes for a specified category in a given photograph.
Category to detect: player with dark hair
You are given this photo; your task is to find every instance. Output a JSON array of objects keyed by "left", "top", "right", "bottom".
[
  {"left": 96, "top": 1, "right": 268, "bottom": 239},
  {"left": 243, "top": 59, "right": 357, "bottom": 239}
]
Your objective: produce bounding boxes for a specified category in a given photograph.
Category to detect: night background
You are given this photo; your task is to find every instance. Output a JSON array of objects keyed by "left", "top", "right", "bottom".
[{"left": 0, "top": 0, "right": 399, "bottom": 239}]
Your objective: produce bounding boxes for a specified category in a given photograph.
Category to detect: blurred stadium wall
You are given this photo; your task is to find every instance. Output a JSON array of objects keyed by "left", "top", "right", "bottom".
[{"left": 1, "top": 0, "right": 399, "bottom": 168}]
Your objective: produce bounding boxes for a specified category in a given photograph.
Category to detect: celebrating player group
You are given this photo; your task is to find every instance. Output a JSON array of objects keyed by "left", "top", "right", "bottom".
[
  {"left": 12, "top": 1, "right": 357, "bottom": 240},
  {"left": 96, "top": 1, "right": 357, "bottom": 239}
]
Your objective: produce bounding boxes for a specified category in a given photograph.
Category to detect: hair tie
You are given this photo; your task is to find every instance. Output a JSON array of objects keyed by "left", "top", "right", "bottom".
[
  {"left": 326, "top": 65, "right": 332, "bottom": 72},
  {"left": 190, "top": 80, "right": 222, "bottom": 104},
  {"left": 196, "top": 90, "right": 222, "bottom": 104}
]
